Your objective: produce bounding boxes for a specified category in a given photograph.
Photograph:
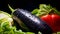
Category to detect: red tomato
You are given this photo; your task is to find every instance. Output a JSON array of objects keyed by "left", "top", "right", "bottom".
[{"left": 40, "top": 14, "right": 60, "bottom": 33}]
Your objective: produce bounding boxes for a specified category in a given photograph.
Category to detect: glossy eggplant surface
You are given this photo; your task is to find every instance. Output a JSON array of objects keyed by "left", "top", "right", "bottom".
[{"left": 12, "top": 9, "right": 52, "bottom": 34}]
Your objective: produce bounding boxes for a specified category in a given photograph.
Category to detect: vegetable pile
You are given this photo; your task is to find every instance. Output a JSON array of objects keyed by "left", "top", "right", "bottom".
[{"left": 0, "top": 4, "right": 60, "bottom": 34}]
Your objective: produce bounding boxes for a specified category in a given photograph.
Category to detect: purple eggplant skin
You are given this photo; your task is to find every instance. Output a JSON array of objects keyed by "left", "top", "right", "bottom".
[{"left": 12, "top": 9, "right": 52, "bottom": 34}]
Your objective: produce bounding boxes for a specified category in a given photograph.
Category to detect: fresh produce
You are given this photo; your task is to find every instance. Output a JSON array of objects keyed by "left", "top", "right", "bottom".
[
  {"left": 0, "top": 11, "right": 13, "bottom": 26},
  {"left": 0, "top": 11, "right": 37, "bottom": 34},
  {"left": 1, "top": 4, "right": 60, "bottom": 34},
  {"left": 32, "top": 4, "right": 60, "bottom": 33},
  {"left": 41, "top": 14, "right": 60, "bottom": 32},
  {"left": 0, "top": 18, "right": 35, "bottom": 34},
  {"left": 8, "top": 5, "right": 52, "bottom": 34}
]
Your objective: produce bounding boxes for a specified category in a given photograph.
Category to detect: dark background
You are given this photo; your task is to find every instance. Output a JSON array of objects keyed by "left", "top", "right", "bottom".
[{"left": 0, "top": 0, "right": 60, "bottom": 14}]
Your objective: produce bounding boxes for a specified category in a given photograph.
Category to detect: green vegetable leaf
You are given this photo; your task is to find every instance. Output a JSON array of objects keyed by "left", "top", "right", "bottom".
[
  {"left": 26, "top": 32, "right": 35, "bottom": 34},
  {"left": 32, "top": 9, "right": 39, "bottom": 15},
  {"left": 32, "top": 4, "right": 60, "bottom": 17},
  {"left": 39, "top": 4, "right": 52, "bottom": 11}
]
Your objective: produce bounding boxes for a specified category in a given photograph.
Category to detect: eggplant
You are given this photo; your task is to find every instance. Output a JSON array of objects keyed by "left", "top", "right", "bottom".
[
  {"left": 11, "top": 9, "right": 52, "bottom": 34},
  {"left": 8, "top": 4, "right": 52, "bottom": 34}
]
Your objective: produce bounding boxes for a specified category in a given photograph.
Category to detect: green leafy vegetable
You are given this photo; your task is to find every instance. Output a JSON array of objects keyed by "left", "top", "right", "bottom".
[
  {"left": 0, "top": 18, "right": 35, "bottom": 34},
  {"left": 32, "top": 4, "right": 60, "bottom": 17}
]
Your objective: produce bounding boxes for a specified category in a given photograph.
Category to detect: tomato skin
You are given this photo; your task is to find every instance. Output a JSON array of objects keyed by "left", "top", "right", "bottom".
[{"left": 40, "top": 14, "right": 60, "bottom": 32}]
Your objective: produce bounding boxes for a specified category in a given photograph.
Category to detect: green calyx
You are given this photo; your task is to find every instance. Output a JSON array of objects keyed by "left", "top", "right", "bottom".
[
  {"left": 8, "top": 4, "right": 15, "bottom": 13},
  {"left": 32, "top": 4, "right": 60, "bottom": 16}
]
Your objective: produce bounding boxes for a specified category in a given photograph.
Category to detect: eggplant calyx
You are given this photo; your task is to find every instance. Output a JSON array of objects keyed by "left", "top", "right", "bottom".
[{"left": 8, "top": 4, "right": 15, "bottom": 13}]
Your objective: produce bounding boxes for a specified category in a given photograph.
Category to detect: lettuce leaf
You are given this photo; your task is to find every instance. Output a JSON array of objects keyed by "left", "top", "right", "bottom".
[{"left": 32, "top": 4, "right": 60, "bottom": 17}]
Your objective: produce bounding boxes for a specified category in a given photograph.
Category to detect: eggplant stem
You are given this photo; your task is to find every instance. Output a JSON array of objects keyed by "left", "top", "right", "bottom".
[{"left": 8, "top": 4, "right": 15, "bottom": 13}]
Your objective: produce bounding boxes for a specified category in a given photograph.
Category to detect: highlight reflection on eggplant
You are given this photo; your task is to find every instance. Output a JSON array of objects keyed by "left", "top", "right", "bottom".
[{"left": 11, "top": 9, "right": 52, "bottom": 34}]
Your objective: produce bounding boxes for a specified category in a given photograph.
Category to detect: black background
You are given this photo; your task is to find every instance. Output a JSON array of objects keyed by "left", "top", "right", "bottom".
[{"left": 0, "top": 0, "right": 60, "bottom": 14}]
